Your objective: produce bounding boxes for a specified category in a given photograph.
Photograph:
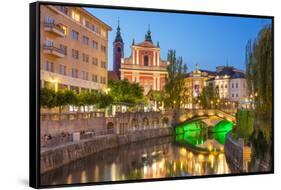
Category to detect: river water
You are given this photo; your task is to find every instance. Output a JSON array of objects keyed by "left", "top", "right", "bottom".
[{"left": 41, "top": 128, "right": 231, "bottom": 186}]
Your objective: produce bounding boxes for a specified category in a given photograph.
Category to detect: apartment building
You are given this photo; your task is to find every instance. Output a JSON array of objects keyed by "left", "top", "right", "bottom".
[{"left": 40, "top": 5, "right": 112, "bottom": 92}]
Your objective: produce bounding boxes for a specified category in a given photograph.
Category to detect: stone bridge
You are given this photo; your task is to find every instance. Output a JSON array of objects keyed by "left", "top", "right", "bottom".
[
  {"left": 178, "top": 109, "right": 236, "bottom": 124},
  {"left": 106, "top": 111, "right": 172, "bottom": 135}
]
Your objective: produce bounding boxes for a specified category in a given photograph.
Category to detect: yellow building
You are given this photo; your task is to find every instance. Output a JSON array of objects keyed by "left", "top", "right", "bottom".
[
  {"left": 40, "top": 5, "right": 111, "bottom": 92},
  {"left": 184, "top": 64, "right": 215, "bottom": 108}
]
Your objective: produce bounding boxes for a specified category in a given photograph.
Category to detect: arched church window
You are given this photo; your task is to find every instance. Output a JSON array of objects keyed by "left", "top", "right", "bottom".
[
  {"left": 144, "top": 55, "right": 149, "bottom": 66},
  {"left": 117, "top": 47, "right": 121, "bottom": 52}
]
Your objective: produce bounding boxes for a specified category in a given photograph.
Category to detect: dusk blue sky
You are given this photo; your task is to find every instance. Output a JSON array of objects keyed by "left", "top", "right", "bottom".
[{"left": 86, "top": 7, "right": 271, "bottom": 72}]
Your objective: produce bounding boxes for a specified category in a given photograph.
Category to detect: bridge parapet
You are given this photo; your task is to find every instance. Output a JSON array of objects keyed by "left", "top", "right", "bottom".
[{"left": 178, "top": 109, "right": 236, "bottom": 123}]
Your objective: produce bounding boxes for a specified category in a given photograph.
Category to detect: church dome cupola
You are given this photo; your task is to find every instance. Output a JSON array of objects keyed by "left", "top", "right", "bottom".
[{"left": 145, "top": 24, "right": 153, "bottom": 43}]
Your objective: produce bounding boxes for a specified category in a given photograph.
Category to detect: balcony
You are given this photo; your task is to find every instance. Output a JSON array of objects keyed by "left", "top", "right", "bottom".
[
  {"left": 43, "top": 44, "right": 66, "bottom": 58},
  {"left": 43, "top": 22, "right": 65, "bottom": 37},
  {"left": 120, "top": 64, "right": 167, "bottom": 72}
]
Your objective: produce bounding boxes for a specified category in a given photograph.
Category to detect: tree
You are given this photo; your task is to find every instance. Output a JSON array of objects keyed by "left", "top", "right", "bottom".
[
  {"left": 245, "top": 24, "right": 272, "bottom": 141},
  {"left": 198, "top": 85, "right": 215, "bottom": 109},
  {"left": 40, "top": 87, "right": 56, "bottom": 109},
  {"left": 77, "top": 91, "right": 98, "bottom": 111},
  {"left": 97, "top": 92, "right": 114, "bottom": 109},
  {"left": 108, "top": 79, "right": 144, "bottom": 106},
  {"left": 164, "top": 49, "right": 187, "bottom": 110},
  {"left": 146, "top": 90, "right": 165, "bottom": 110}
]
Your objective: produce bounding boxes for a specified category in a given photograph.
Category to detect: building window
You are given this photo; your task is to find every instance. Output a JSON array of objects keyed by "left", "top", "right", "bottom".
[
  {"left": 71, "top": 10, "right": 80, "bottom": 22},
  {"left": 60, "top": 25, "right": 68, "bottom": 35},
  {"left": 82, "top": 71, "right": 89, "bottom": 80},
  {"left": 236, "top": 93, "right": 239, "bottom": 97},
  {"left": 83, "top": 36, "right": 89, "bottom": 45},
  {"left": 101, "top": 45, "right": 106, "bottom": 53},
  {"left": 144, "top": 55, "right": 149, "bottom": 66},
  {"left": 72, "top": 49, "right": 79, "bottom": 59},
  {"left": 59, "top": 65, "right": 66, "bottom": 75},
  {"left": 45, "top": 61, "right": 54, "bottom": 72},
  {"left": 236, "top": 83, "right": 238, "bottom": 88},
  {"left": 225, "top": 84, "right": 227, "bottom": 88},
  {"left": 58, "top": 6, "right": 68, "bottom": 15},
  {"left": 92, "top": 24, "right": 99, "bottom": 33},
  {"left": 71, "top": 68, "right": 78, "bottom": 78},
  {"left": 83, "top": 19, "right": 90, "bottom": 28},
  {"left": 46, "top": 39, "right": 53, "bottom": 47},
  {"left": 101, "top": 29, "right": 106, "bottom": 38},
  {"left": 243, "top": 82, "right": 246, "bottom": 88},
  {"left": 92, "top": 41, "right": 98, "bottom": 49},
  {"left": 221, "top": 84, "right": 223, "bottom": 89},
  {"left": 232, "top": 83, "right": 234, "bottom": 88},
  {"left": 232, "top": 94, "right": 234, "bottom": 97},
  {"left": 117, "top": 47, "right": 121, "bottom": 52},
  {"left": 100, "top": 76, "right": 106, "bottom": 84},
  {"left": 71, "top": 30, "right": 79, "bottom": 40},
  {"left": 45, "top": 16, "right": 54, "bottom": 24},
  {"left": 60, "top": 44, "right": 67, "bottom": 55},
  {"left": 101, "top": 61, "right": 107, "bottom": 69},
  {"left": 82, "top": 53, "right": 89, "bottom": 63},
  {"left": 92, "top": 57, "right": 98, "bottom": 66},
  {"left": 92, "top": 74, "right": 98, "bottom": 82}
]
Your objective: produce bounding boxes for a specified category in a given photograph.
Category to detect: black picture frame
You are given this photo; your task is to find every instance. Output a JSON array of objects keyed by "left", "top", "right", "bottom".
[{"left": 30, "top": 1, "right": 274, "bottom": 188}]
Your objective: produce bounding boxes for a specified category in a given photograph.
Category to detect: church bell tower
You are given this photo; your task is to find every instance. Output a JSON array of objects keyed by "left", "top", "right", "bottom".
[{"left": 113, "top": 20, "right": 124, "bottom": 79}]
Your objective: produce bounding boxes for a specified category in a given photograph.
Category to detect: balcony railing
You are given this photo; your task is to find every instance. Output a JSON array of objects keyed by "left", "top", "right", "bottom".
[
  {"left": 120, "top": 64, "right": 167, "bottom": 72},
  {"left": 43, "top": 44, "right": 66, "bottom": 58},
  {"left": 43, "top": 22, "right": 65, "bottom": 37}
]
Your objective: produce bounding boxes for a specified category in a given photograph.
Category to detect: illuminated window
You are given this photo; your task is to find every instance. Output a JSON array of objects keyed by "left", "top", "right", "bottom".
[
  {"left": 60, "top": 25, "right": 68, "bottom": 35},
  {"left": 101, "top": 29, "right": 106, "bottom": 38},
  {"left": 71, "top": 10, "right": 80, "bottom": 22}
]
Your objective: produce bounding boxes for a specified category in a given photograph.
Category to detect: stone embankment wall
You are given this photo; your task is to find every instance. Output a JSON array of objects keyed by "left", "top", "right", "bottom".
[
  {"left": 224, "top": 133, "right": 251, "bottom": 172},
  {"left": 41, "top": 127, "right": 173, "bottom": 174}
]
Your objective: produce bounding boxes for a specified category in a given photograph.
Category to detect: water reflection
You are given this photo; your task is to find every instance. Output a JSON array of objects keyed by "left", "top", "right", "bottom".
[{"left": 41, "top": 135, "right": 231, "bottom": 186}]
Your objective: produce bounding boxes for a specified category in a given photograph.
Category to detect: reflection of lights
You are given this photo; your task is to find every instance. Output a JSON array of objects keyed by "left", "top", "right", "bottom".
[
  {"left": 81, "top": 170, "right": 87, "bottom": 183},
  {"left": 49, "top": 78, "right": 58, "bottom": 92},
  {"left": 94, "top": 166, "right": 99, "bottom": 182},
  {"left": 188, "top": 152, "right": 193, "bottom": 158},
  {"left": 209, "top": 154, "right": 215, "bottom": 169},
  {"left": 198, "top": 154, "right": 204, "bottom": 162},
  {"left": 180, "top": 161, "right": 183, "bottom": 170},
  {"left": 218, "top": 153, "right": 224, "bottom": 160},
  {"left": 173, "top": 162, "right": 176, "bottom": 172},
  {"left": 66, "top": 174, "right": 72, "bottom": 184},
  {"left": 143, "top": 165, "right": 148, "bottom": 176},
  {"left": 180, "top": 148, "right": 187, "bottom": 156},
  {"left": 111, "top": 163, "right": 116, "bottom": 181}
]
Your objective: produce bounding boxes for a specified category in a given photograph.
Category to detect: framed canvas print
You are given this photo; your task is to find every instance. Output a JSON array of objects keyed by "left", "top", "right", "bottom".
[{"left": 29, "top": 1, "right": 274, "bottom": 188}]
